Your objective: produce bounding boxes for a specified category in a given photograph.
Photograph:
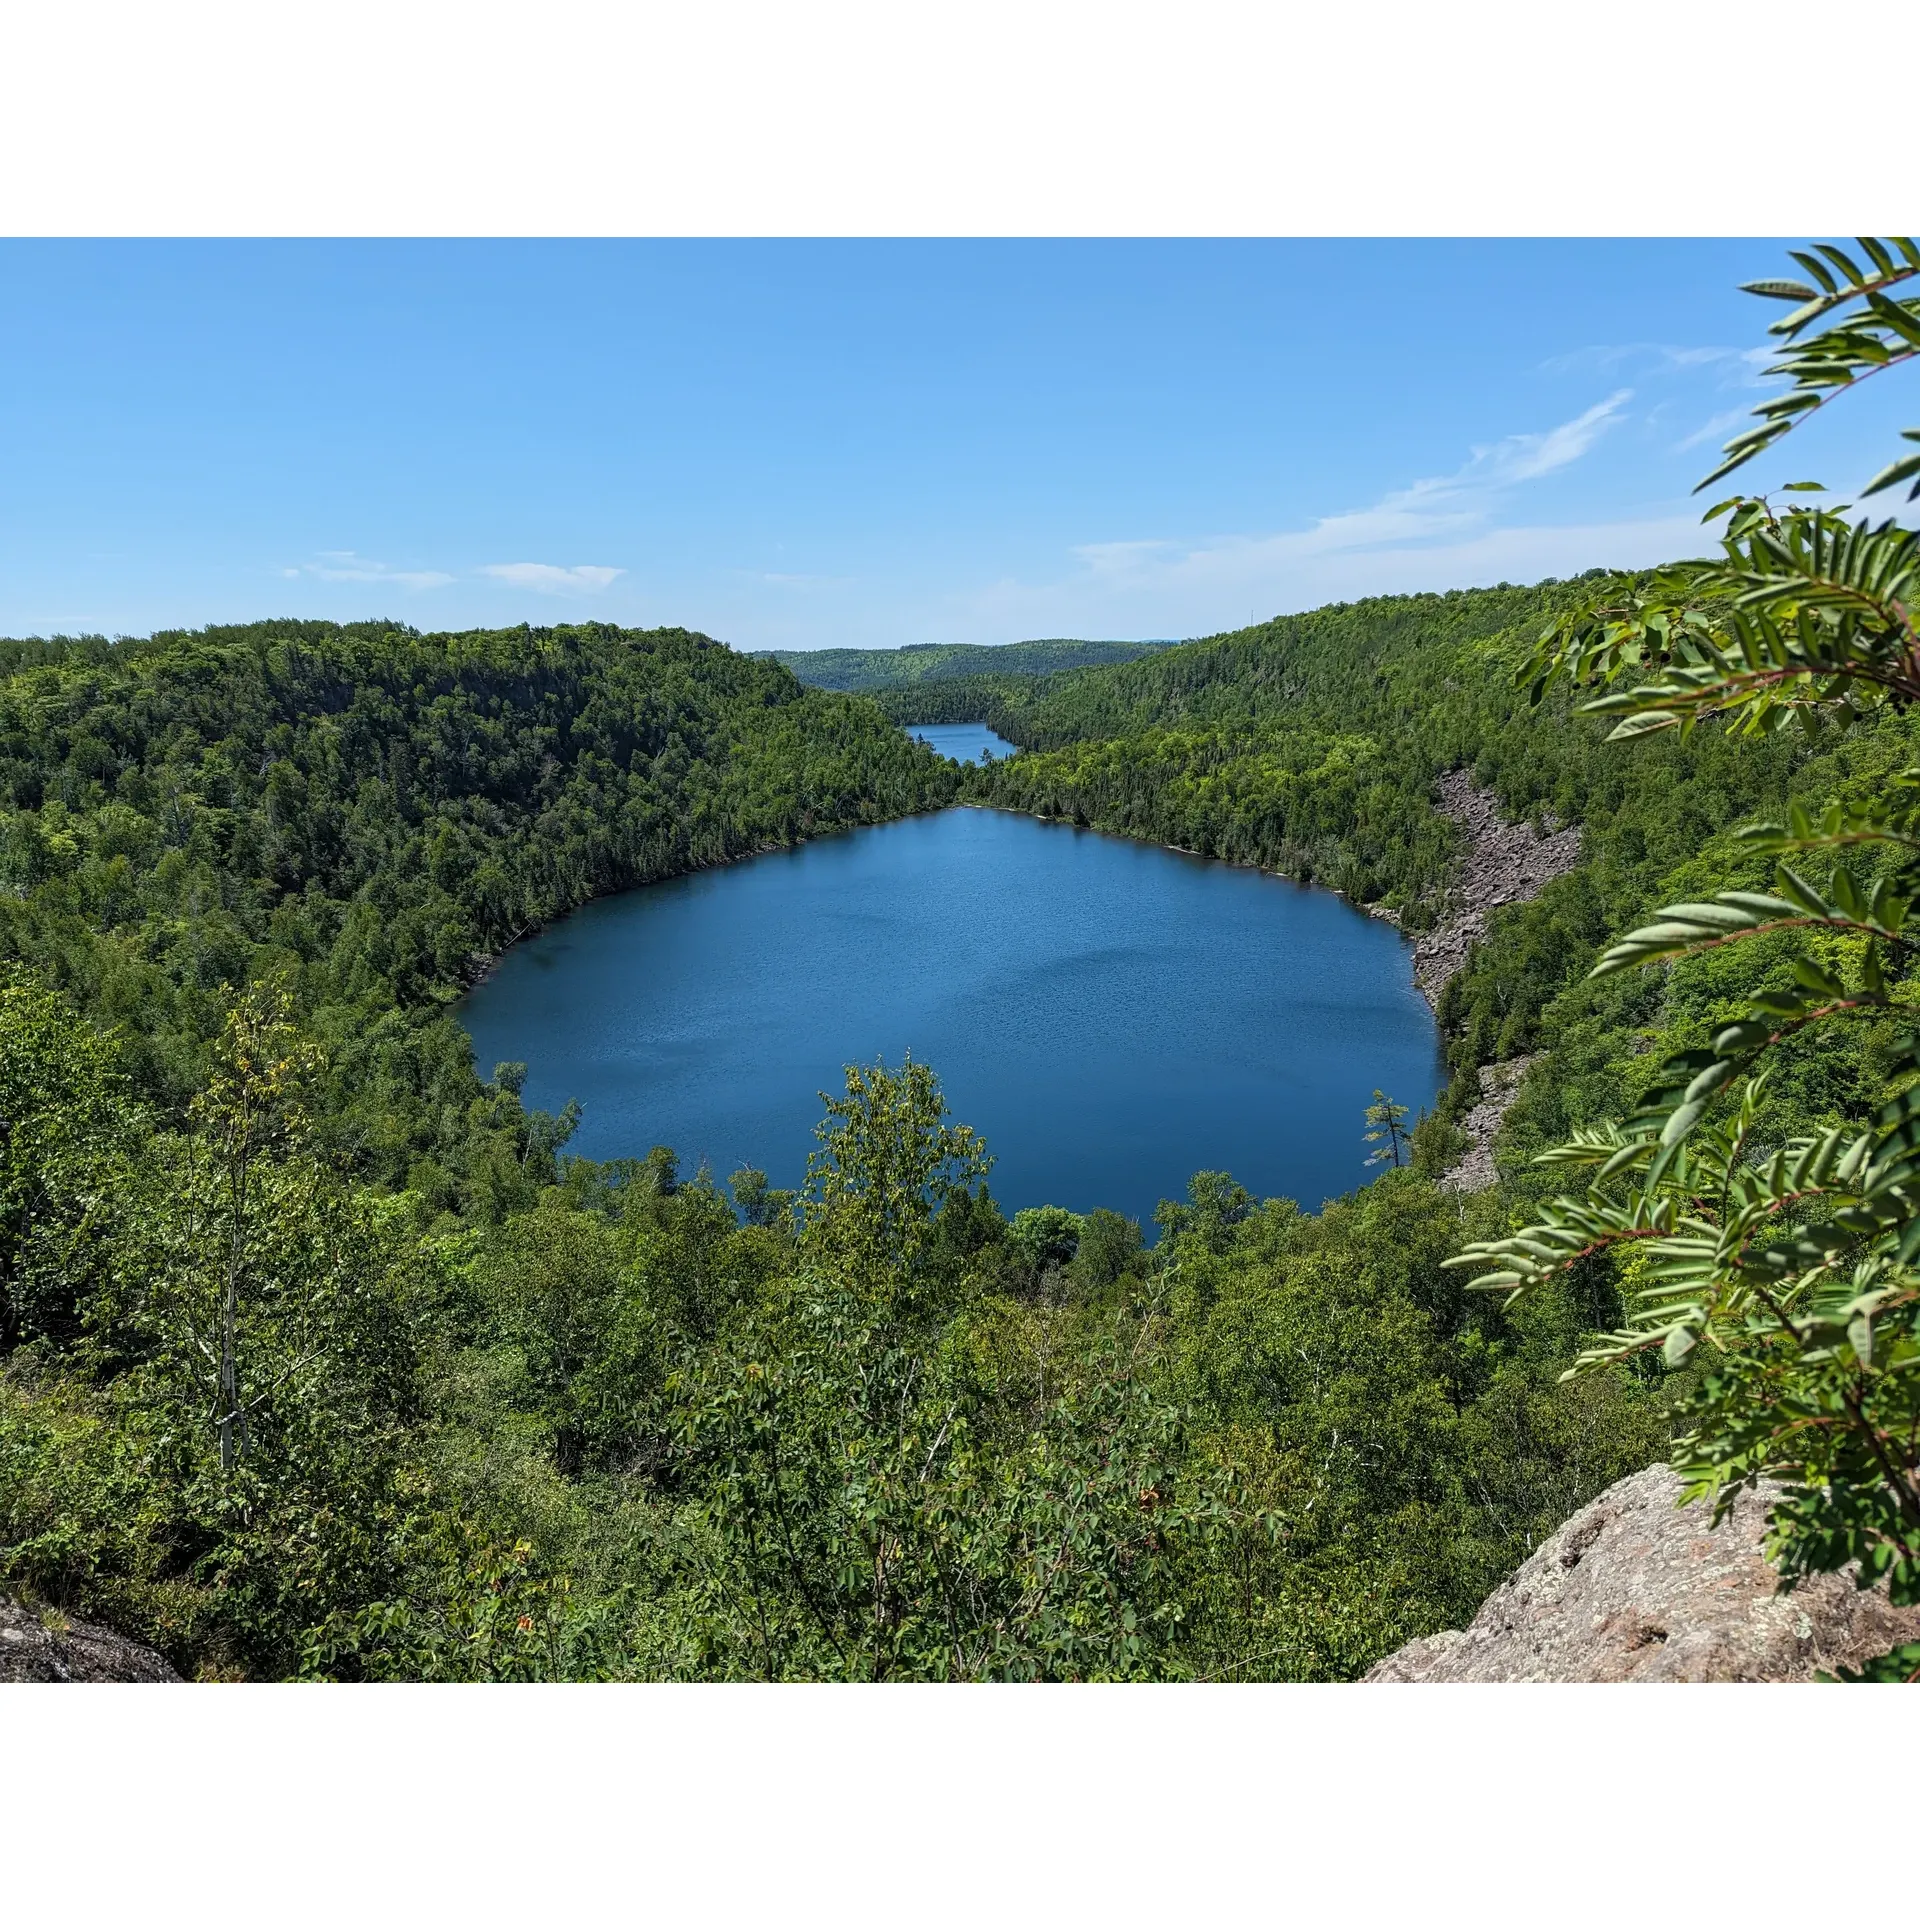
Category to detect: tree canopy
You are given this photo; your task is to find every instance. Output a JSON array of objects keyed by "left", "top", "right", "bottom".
[{"left": 8, "top": 243, "right": 1915, "bottom": 1680}]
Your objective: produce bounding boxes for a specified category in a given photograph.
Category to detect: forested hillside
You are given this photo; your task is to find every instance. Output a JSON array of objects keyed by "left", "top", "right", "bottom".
[
  {"left": 764, "top": 636, "right": 1172, "bottom": 694},
  {"left": 6, "top": 525, "right": 1914, "bottom": 1678},
  {"left": 0, "top": 601, "right": 1687, "bottom": 1682},
  {"left": 0, "top": 620, "right": 954, "bottom": 1210}
]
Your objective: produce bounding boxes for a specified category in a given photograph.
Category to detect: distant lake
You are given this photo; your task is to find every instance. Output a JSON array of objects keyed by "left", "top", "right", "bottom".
[
  {"left": 457, "top": 808, "right": 1444, "bottom": 1228},
  {"left": 908, "top": 723, "right": 1017, "bottom": 762}
]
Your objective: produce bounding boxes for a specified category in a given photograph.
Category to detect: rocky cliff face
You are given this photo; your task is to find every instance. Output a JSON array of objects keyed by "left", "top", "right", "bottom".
[
  {"left": 0, "top": 1597, "right": 182, "bottom": 1683},
  {"left": 1364, "top": 1464, "right": 1920, "bottom": 1682}
]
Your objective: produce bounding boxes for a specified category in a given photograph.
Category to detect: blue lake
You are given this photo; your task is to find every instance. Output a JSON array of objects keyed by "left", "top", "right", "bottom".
[
  {"left": 908, "top": 723, "right": 1018, "bottom": 763},
  {"left": 457, "top": 807, "right": 1445, "bottom": 1228}
]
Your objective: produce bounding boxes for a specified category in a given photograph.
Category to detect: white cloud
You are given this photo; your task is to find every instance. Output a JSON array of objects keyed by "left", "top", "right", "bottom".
[
  {"left": 480, "top": 562, "right": 624, "bottom": 594},
  {"left": 946, "top": 391, "right": 1710, "bottom": 644},
  {"left": 747, "top": 570, "right": 856, "bottom": 591},
  {"left": 289, "top": 551, "right": 453, "bottom": 589},
  {"left": 1477, "top": 389, "right": 1632, "bottom": 483},
  {"left": 965, "top": 512, "right": 1708, "bottom": 646},
  {"left": 1074, "top": 539, "right": 1178, "bottom": 576},
  {"left": 1673, "top": 406, "right": 1750, "bottom": 454},
  {"left": 1542, "top": 342, "right": 1763, "bottom": 379},
  {"left": 1063, "top": 390, "right": 1634, "bottom": 590}
]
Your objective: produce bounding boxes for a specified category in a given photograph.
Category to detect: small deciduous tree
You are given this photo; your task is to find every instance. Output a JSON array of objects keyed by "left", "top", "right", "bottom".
[
  {"left": 0, "top": 968, "right": 134, "bottom": 1354},
  {"left": 801, "top": 1053, "right": 991, "bottom": 1293},
  {"left": 63, "top": 982, "right": 432, "bottom": 1672},
  {"left": 1009, "top": 1204, "right": 1083, "bottom": 1275},
  {"left": 728, "top": 1165, "right": 791, "bottom": 1229},
  {"left": 673, "top": 1058, "right": 1223, "bottom": 1679}
]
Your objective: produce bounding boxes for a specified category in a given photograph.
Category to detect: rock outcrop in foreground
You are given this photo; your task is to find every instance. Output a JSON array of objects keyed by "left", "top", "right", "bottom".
[
  {"left": 1364, "top": 1464, "right": 1920, "bottom": 1682},
  {"left": 0, "top": 1596, "right": 182, "bottom": 1683}
]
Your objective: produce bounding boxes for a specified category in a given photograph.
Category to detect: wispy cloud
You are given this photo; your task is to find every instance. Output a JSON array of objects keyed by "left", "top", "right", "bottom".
[
  {"left": 1673, "top": 406, "right": 1750, "bottom": 453},
  {"left": 480, "top": 562, "right": 624, "bottom": 595},
  {"left": 1542, "top": 342, "right": 1764, "bottom": 379},
  {"left": 1066, "top": 390, "right": 1634, "bottom": 588},
  {"left": 746, "top": 570, "right": 856, "bottom": 591},
  {"left": 1481, "top": 390, "right": 1633, "bottom": 483},
  {"left": 953, "top": 392, "right": 1707, "bottom": 645},
  {"left": 1074, "top": 539, "right": 1178, "bottom": 578},
  {"left": 966, "top": 513, "right": 1707, "bottom": 649},
  {"left": 285, "top": 550, "right": 453, "bottom": 589}
]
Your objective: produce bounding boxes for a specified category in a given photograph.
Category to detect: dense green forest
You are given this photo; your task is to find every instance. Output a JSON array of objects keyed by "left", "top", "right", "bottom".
[
  {"left": 6, "top": 548, "right": 1915, "bottom": 1676},
  {"left": 0, "top": 620, "right": 955, "bottom": 1213},
  {"left": 763, "top": 636, "right": 1173, "bottom": 694},
  {"left": 0, "top": 599, "right": 1682, "bottom": 1680}
]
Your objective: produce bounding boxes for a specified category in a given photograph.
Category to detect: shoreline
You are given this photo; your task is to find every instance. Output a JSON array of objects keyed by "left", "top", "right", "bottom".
[{"left": 458, "top": 781, "right": 1581, "bottom": 1197}]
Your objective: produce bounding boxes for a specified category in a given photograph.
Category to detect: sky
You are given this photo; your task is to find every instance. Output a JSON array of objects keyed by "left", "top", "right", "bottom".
[{"left": 1, "top": 239, "right": 1910, "bottom": 651}]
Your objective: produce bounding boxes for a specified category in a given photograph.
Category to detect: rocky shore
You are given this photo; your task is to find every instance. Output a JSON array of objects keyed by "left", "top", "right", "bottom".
[{"left": 1398, "top": 771, "right": 1578, "bottom": 1191}]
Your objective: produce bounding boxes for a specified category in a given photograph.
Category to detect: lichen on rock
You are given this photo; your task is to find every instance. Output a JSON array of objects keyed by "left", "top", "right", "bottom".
[{"left": 1363, "top": 1464, "right": 1920, "bottom": 1683}]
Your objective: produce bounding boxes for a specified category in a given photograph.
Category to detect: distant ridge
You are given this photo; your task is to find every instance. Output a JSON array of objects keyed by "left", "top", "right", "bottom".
[{"left": 759, "top": 637, "right": 1176, "bottom": 694}]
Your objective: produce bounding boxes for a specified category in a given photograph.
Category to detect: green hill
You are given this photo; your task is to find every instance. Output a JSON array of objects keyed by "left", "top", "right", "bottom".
[
  {"left": 11, "top": 575, "right": 1909, "bottom": 1683},
  {"left": 760, "top": 636, "right": 1175, "bottom": 694},
  {"left": 0, "top": 618, "right": 954, "bottom": 1203}
]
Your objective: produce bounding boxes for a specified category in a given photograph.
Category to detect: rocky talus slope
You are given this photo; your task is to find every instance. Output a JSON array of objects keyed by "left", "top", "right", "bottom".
[
  {"left": 1413, "top": 769, "right": 1582, "bottom": 1008},
  {"left": 1397, "top": 771, "right": 1578, "bottom": 1192},
  {"left": 1, "top": 1596, "right": 182, "bottom": 1682},
  {"left": 1438, "top": 1054, "right": 1538, "bottom": 1195},
  {"left": 1363, "top": 1465, "right": 1920, "bottom": 1682}
]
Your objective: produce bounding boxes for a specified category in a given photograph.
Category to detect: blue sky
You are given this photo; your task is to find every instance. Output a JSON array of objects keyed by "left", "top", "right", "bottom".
[{"left": 2, "top": 240, "right": 1910, "bottom": 650}]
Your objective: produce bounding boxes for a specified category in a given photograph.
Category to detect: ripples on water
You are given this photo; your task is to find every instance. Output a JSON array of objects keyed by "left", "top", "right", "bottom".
[{"left": 458, "top": 808, "right": 1443, "bottom": 1228}]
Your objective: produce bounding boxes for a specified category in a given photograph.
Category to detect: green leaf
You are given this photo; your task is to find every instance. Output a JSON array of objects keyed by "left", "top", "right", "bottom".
[
  {"left": 1858, "top": 238, "right": 1898, "bottom": 277},
  {"left": 1662, "top": 1324, "right": 1697, "bottom": 1368},
  {"left": 1791, "top": 956, "right": 1848, "bottom": 998},
  {"left": 1848, "top": 1316, "right": 1874, "bottom": 1369},
  {"left": 1788, "top": 251, "right": 1839, "bottom": 295},
  {"left": 1713, "top": 1020, "right": 1772, "bottom": 1057},
  {"left": 1776, "top": 869, "right": 1833, "bottom": 918},
  {"left": 1861, "top": 449, "right": 1920, "bottom": 498},
  {"left": 1813, "top": 244, "right": 1867, "bottom": 288}
]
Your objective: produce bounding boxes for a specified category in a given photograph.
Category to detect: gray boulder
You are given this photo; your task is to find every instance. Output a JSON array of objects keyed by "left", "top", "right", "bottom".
[
  {"left": 1, "top": 1595, "right": 182, "bottom": 1683},
  {"left": 1364, "top": 1464, "right": 1920, "bottom": 1682}
]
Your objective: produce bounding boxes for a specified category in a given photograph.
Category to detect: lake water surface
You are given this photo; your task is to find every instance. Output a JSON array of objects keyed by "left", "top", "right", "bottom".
[
  {"left": 458, "top": 808, "right": 1444, "bottom": 1227},
  {"left": 907, "top": 722, "right": 1017, "bottom": 762}
]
